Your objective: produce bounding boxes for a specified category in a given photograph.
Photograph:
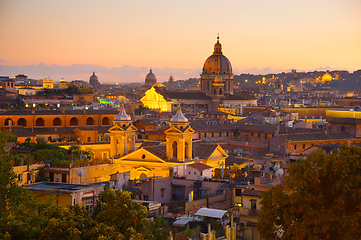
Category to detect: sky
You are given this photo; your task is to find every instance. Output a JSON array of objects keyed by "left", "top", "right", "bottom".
[{"left": 0, "top": 0, "right": 360, "bottom": 83}]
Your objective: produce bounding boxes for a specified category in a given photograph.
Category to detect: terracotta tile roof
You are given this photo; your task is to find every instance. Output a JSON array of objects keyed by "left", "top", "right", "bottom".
[
  {"left": 221, "top": 93, "right": 256, "bottom": 100},
  {"left": 190, "top": 119, "right": 236, "bottom": 132},
  {"left": 3, "top": 127, "right": 36, "bottom": 137},
  {"left": 187, "top": 162, "right": 212, "bottom": 170},
  {"left": 280, "top": 132, "right": 354, "bottom": 141},
  {"left": 0, "top": 109, "right": 119, "bottom": 116},
  {"left": 32, "top": 127, "right": 76, "bottom": 135},
  {"left": 139, "top": 141, "right": 162, "bottom": 148},
  {"left": 76, "top": 126, "right": 110, "bottom": 133},
  {"left": 192, "top": 143, "right": 218, "bottom": 159},
  {"left": 143, "top": 145, "right": 167, "bottom": 160},
  {"left": 327, "top": 118, "right": 361, "bottom": 124},
  {"left": 242, "top": 189, "right": 262, "bottom": 197},
  {"left": 155, "top": 88, "right": 212, "bottom": 100}
]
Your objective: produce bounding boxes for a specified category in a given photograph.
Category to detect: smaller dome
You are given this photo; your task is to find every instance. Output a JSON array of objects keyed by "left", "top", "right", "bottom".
[
  {"left": 114, "top": 105, "right": 131, "bottom": 121},
  {"left": 89, "top": 72, "right": 98, "bottom": 81},
  {"left": 145, "top": 69, "right": 157, "bottom": 81},
  {"left": 170, "top": 108, "right": 188, "bottom": 123}
]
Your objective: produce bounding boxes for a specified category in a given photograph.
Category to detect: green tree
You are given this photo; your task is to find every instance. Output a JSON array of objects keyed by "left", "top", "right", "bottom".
[
  {"left": 258, "top": 146, "right": 361, "bottom": 239},
  {"left": 94, "top": 188, "right": 150, "bottom": 239},
  {"left": 0, "top": 130, "right": 40, "bottom": 239}
]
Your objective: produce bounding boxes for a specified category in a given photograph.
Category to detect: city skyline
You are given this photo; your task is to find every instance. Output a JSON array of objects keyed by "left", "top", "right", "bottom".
[{"left": 1, "top": 0, "right": 360, "bottom": 83}]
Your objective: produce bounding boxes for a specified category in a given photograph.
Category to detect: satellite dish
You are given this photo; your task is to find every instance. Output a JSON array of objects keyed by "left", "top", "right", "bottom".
[
  {"left": 194, "top": 157, "right": 199, "bottom": 162},
  {"left": 257, "top": 165, "right": 262, "bottom": 170},
  {"left": 275, "top": 169, "right": 284, "bottom": 179},
  {"left": 77, "top": 168, "right": 85, "bottom": 177},
  {"left": 274, "top": 164, "right": 280, "bottom": 171}
]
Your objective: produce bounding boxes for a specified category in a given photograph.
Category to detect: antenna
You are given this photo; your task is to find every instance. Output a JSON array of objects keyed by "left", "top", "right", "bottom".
[
  {"left": 275, "top": 169, "right": 284, "bottom": 179},
  {"left": 77, "top": 168, "right": 85, "bottom": 185}
]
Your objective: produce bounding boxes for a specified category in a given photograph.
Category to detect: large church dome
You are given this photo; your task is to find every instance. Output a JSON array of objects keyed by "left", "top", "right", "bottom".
[
  {"left": 202, "top": 37, "right": 232, "bottom": 75},
  {"left": 145, "top": 69, "right": 157, "bottom": 86}
]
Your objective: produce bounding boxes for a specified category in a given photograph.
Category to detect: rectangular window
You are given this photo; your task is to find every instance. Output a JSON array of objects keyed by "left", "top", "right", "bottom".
[
  {"left": 144, "top": 195, "right": 149, "bottom": 201},
  {"left": 18, "top": 174, "right": 23, "bottom": 182},
  {"left": 226, "top": 132, "right": 229, "bottom": 137},
  {"left": 294, "top": 145, "right": 297, "bottom": 150},
  {"left": 87, "top": 137, "right": 91, "bottom": 142},
  {"left": 265, "top": 134, "right": 267, "bottom": 139},
  {"left": 83, "top": 199, "right": 94, "bottom": 213},
  {"left": 219, "top": 132, "right": 222, "bottom": 137},
  {"left": 258, "top": 133, "right": 261, "bottom": 139},
  {"left": 251, "top": 133, "right": 254, "bottom": 137},
  {"left": 204, "top": 133, "right": 207, "bottom": 138},
  {"left": 235, "top": 189, "right": 242, "bottom": 196},
  {"left": 245, "top": 134, "right": 248, "bottom": 141},
  {"left": 212, "top": 133, "right": 214, "bottom": 137},
  {"left": 103, "top": 152, "right": 108, "bottom": 159},
  {"left": 303, "top": 144, "right": 305, "bottom": 150},
  {"left": 62, "top": 174, "right": 66, "bottom": 183},
  {"left": 251, "top": 199, "right": 257, "bottom": 210}
]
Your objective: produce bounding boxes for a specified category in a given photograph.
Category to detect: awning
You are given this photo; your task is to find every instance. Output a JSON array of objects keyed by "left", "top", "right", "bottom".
[
  {"left": 173, "top": 217, "right": 202, "bottom": 227},
  {"left": 195, "top": 208, "right": 228, "bottom": 219}
]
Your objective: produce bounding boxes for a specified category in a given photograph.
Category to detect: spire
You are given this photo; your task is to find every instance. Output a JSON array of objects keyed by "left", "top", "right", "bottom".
[
  {"left": 213, "top": 34, "right": 222, "bottom": 55},
  {"left": 150, "top": 68, "right": 152, "bottom": 73}
]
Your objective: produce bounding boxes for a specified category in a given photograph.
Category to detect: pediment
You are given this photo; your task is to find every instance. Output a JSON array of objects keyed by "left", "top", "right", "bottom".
[
  {"left": 164, "top": 126, "right": 183, "bottom": 133},
  {"left": 208, "top": 145, "right": 229, "bottom": 159},
  {"left": 108, "top": 125, "right": 125, "bottom": 132},
  {"left": 120, "top": 148, "right": 166, "bottom": 163},
  {"left": 124, "top": 124, "right": 138, "bottom": 131}
]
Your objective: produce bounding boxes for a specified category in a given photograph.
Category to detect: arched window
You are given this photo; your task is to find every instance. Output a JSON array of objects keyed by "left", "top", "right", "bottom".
[
  {"left": 172, "top": 141, "right": 177, "bottom": 159},
  {"left": 185, "top": 142, "right": 189, "bottom": 159},
  {"left": 86, "top": 117, "right": 94, "bottom": 126},
  {"left": 102, "top": 117, "right": 110, "bottom": 126},
  {"left": 219, "top": 88, "right": 222, "bottom": 94},
  {"left": 214, "top": 89, "right": 216, "bottom": 95},
  {"left": 53, "top": 117, "right": 62, "bottom": 126},
  {"left": 70, "top": 117, "right": 78, "bottom": 126},
  {"left": 36, "top": 118, "right": 44, "bottom": 126},
  {"left": 127, "top": 138, "right": 132, "bottom": 154},
  {"left": 341, "top": 126, "right": 346, "bottom": 132},
  {"left": 4, "top": 118, "right": 13, "bottom": 126},
  {"left": 139, "top": 173, "right": 147, "bottom": 179},
  {"left": 17, "top": 118, "right": 27, "bottom": 127}
]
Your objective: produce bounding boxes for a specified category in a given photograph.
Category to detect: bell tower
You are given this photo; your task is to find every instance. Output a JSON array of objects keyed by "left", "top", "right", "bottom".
[
  {"left": 109, "top": 104, "right": 137, "bottom": 158},
  {"left": 165, "top": 108, "right": 194, "bottom": 162}
]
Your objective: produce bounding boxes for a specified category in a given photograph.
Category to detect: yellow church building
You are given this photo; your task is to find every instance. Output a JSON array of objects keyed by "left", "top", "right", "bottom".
[{"left": 109, "top": 106, "right": 228, "bottom": 180}]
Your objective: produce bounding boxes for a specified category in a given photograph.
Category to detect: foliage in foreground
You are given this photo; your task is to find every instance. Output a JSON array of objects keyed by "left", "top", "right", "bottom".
[
  {"left": 0, "top": 130, "right": 169, "bottom": 239},
  {"left": 258, "top": 146, "right": 361, "bottom": 240}
]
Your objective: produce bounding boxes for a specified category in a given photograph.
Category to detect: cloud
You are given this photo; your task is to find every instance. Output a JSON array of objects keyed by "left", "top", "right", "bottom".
[
  {"left": 0, "top": 60, "right": 5, "bottom": 63},
  {"left": 0, "top": 64, "right": 201, "bottom": 83}
]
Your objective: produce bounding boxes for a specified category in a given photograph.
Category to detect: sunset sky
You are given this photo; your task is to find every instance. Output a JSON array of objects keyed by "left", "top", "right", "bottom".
[{"left": 1, "top": 0, "right": 360, "bottom": 83}]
